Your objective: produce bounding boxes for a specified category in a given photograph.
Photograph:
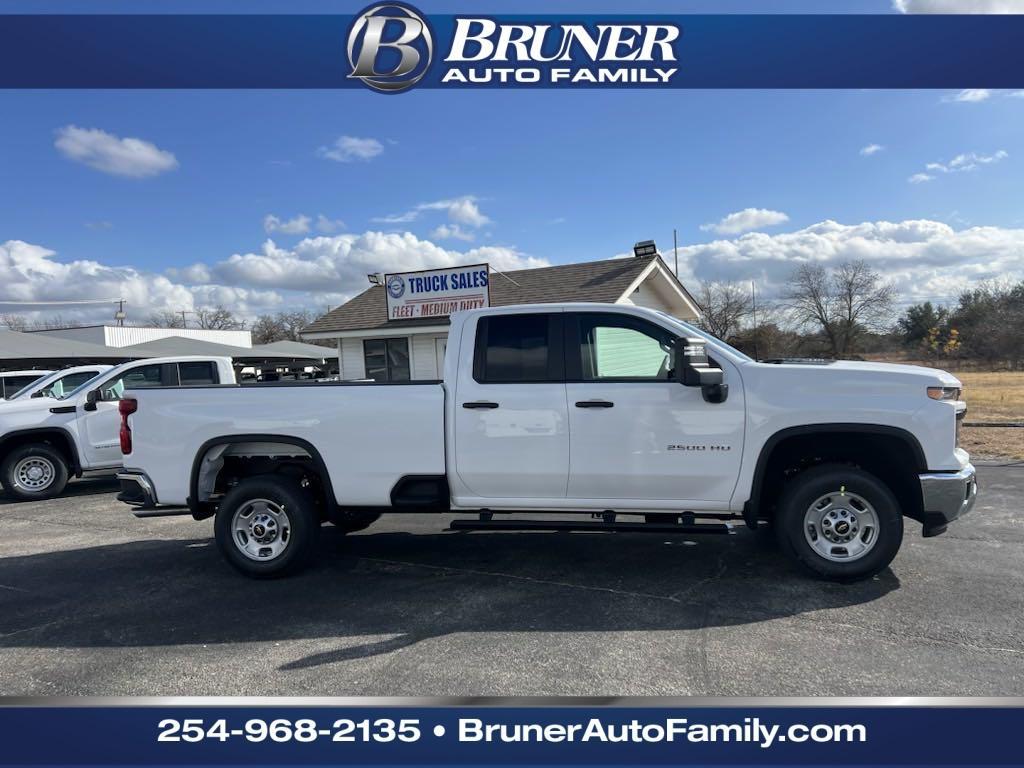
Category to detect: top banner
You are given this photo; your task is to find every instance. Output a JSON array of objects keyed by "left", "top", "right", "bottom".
[{"left": 0, "top": 9, "right": 1023, "bottom": 90}]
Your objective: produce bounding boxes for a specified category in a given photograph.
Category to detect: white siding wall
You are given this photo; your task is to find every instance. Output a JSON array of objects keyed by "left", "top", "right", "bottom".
[
  {"left": 411, "top": 333, "right": 447, "bottom": 380},
  {"left": 340, "top": 338, "right": 366, "bottom": 380},
  {"left": 619, "top": 282, "right": 675, "bottom": 313},
  {"left": 34, "top": 326, "right": 253, "bottom": 348}
]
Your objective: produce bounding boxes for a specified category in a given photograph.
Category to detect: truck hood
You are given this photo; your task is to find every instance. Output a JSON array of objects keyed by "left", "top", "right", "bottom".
[
  {"left": 0, "top": 398, "right": 57, "bottom": 416},
  {"left": 826, "top": 360, "right": 961, "bottom": 387},
  {"left": 758, "top": 359, "right": 961, "bottom": 387}
]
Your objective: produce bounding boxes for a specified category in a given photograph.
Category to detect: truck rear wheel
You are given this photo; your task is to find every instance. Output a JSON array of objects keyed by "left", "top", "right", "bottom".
[
  {"left": 1, "top": 443, "right": 69, "bottom": 501},
  {"left": 214, "top": 476, "right": 319, "bottom": 579},
  {"left": 775, "top": 463, "right": 903, "bottom": 582}
]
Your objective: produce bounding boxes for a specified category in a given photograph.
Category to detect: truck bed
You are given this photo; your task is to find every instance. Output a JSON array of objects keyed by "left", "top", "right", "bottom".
[{"left": 123, "top": 381, "right": 446, "bottom": 507}]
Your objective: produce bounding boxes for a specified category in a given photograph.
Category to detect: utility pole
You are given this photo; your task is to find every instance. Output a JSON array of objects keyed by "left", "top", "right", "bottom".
[
  {"left": 673, "top": 229, "right": 679, "bottom": 277},
  {"left": 180, "top": 310, "right": 188, "bottom": 329},
  {"left": 750, "top": 280, "right": 758, "bottom": 361}
]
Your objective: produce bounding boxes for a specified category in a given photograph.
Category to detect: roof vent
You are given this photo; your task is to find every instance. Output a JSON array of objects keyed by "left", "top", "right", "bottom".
[{"left": 633, "top": 240, "right": 658, "bottom": 258}]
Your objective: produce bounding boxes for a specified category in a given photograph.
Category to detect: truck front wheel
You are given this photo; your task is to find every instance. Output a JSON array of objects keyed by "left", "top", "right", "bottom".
[
  {"left": 214, "top": 476, "right": 319, "bottom": 579},
  {"left": 775, "top": 464, "right": 903, "bottom": 582},
  {"left": 1, "top": 443, "right": 70, "bottom": 501}
]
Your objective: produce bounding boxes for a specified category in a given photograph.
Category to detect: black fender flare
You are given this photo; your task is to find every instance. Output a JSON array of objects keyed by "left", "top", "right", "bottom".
[
  {"left": 0, "top": 427, "right": 82, "bottom": 476},
  {"left": 743, "top": 423, "right": 928, "bottom": 528},
  {"left": 188, "top": 434, "right": 335, "bottom": 517}
]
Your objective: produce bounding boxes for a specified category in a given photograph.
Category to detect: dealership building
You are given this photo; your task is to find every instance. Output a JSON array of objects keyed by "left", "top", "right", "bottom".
[{"left": 302, "top": 250, "right": 701, "bottom": 382}]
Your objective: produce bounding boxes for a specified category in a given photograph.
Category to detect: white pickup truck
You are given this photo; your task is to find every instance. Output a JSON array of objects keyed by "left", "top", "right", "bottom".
[
  {"left": 0, "top": 356, "right": 234, "bottom": 501},
  {"left": 118, "top": 304, "right": 977, "bottom": 581}
]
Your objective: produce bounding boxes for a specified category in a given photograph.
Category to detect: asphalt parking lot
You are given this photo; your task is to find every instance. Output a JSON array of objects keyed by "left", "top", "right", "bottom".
[{"left": 0, "top": 465, "right": 1022, "bottom": 697}]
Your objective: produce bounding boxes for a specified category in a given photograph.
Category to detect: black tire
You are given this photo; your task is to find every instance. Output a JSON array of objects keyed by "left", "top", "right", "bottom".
[
  {"left": 1, "top": 443, "right": 70, "bottom": 501},
  {"left": 775, "top": 463, "right": 903, "bottom": 582},
  {"left": 214, "top": 476, "right": 319, "bottom": 579}
]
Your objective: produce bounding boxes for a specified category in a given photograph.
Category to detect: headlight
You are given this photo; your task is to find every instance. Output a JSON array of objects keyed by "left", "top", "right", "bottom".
[{"left": 927, "top": 386, "right": 961, "bottom": 401}]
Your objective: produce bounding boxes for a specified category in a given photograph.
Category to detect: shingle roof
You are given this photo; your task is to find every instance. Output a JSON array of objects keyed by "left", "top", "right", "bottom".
[{"left": 303, "top": 255, "right": 664, "bottom": 335}]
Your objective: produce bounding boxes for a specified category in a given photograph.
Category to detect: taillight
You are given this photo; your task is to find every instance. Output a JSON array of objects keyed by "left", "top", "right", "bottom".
[{"left": 119, "top": 398, "right": 137, "bottom": 454}]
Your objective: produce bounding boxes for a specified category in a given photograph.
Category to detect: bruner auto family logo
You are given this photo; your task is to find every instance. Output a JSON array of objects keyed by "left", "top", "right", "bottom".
[
  {"left": 386, "top": 274, "right": 407, "bottom": 299},
  {"left": 346, "top": 3, "right": 681, "bottom": 93}
]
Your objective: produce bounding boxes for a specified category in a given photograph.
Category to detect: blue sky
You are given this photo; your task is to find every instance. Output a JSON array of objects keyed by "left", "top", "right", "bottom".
[{"left": 2, "top": 0, "right": 1023, "bottom": 324}]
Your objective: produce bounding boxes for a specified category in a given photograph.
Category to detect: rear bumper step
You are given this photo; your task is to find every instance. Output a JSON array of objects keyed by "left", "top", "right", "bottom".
[
  {"left": 117, "top": 472, "right": 191, "bottom": 517},
  {"left": 448, "top": 518, "right": 735, "bottom": 535}
]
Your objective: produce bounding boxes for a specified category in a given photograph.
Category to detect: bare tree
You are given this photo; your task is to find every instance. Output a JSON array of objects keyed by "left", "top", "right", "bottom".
[
  {"left": 251, "top": 310, "right": 317, "bottom": 343},
  {"left": 250, "top": 314, "right": 287, "bottom": 344},
  {"left": 194, "top": 306, "right": 246, "bottom": 331},
  {"left": 148, "top": 310, "right": 185, "bottom": 329},
  {"left": 1, "top": 313, "right": 28, "bottom": 332},
  {"left": 696, "top": 281, "right": 753, "bottom": 341},
  {"left": 784, "top": 260, "right": 895, "bottom": 358}
]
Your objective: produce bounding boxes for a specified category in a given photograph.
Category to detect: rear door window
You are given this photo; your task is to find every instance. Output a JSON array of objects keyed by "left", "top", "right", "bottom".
[
  {"left": 178, "top": 361, "right": 219, "bottom": 385},
  {"left": 473, "top": 313, "right": 563, "bottom": 383}
]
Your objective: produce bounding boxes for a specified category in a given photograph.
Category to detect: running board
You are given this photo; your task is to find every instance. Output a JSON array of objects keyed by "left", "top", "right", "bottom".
[
  {"left": 130, "top": 507, "right": 191, "bottom": 518},
  {"left": 448, "top": 518, "right": 735, "bottom": 535}
]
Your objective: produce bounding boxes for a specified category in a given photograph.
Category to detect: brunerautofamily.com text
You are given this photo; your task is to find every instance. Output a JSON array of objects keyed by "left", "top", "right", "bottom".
[{"left": 156, "top": 717, "right": 867, "bottom": 749}]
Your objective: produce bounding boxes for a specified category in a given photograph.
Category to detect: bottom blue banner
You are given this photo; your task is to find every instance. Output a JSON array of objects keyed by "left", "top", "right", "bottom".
[{"left": 0, "top": 703, "right": 1022, "bottom": 765}]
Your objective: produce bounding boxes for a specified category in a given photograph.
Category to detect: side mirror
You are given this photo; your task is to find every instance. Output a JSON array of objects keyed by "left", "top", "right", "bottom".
[
  {"left": 84, "top": 389, "right": 99, "bottom": 411},
  {"left": 673, "top": 338, "right": 729, "bottom": 404},
  {"left": 30, "top": 391, "right": 45, "bottom": 398}
]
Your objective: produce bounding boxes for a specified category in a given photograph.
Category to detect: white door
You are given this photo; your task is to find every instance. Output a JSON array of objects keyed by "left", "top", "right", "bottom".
[
  {"left": 564, "top": 312, "right": 744, "bottom": 505},
  {"left": 80, "top": 362, "right": 166, "bottom": 467},
  {"left": 434, "top": 337, "right": 447, "bottom": 379},
  {"left": 452, "top": 312, "right": 569, "bottom": 500}
]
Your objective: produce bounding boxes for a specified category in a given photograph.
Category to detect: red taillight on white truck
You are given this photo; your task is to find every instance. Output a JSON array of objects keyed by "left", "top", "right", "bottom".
[{"left": 119, "top": 397, "right": 138, "bottom": 454}]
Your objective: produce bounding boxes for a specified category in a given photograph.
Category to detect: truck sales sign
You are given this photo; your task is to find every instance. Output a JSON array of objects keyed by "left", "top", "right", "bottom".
[{"left": 385, "top": 264, "right": 490, "bottom": 320}]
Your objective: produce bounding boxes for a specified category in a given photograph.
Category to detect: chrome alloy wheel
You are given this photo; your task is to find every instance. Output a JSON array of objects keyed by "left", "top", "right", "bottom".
[
  {"left": 231, "top": 498, "right": 292, "bottom": 561},
  {"left": 803, "top": 489, "right": 879, "bottom": 562},
  {"left": 13, "top": 456, "right": 56, "bottom": 492}
]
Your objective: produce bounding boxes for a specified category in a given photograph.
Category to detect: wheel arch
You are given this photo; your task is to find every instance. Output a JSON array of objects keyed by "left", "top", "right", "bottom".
[
  {"left": 0, "top": 428, "right": 82, "bottom": 476},
  {"left": 744, "top": 423, "right": 927, "bottom": 528},
  {"left": 188, "top": 434, "right": 335, "bottom": 518}
]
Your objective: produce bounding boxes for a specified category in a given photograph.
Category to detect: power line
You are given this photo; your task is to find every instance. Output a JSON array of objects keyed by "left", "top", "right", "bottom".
[{"left": 0, "top": 297, "right": 124, "bottom": 306}]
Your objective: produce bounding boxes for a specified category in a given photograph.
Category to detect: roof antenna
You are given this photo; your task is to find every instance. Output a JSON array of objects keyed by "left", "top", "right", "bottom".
[{"left": 488, "top": 265, "right": 520, "bottom": 287}]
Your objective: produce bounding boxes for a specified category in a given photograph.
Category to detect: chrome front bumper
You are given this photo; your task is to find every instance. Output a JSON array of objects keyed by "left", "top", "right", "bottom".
[{"left": 918, "top": 463, "right": 978, "bottom": 536}]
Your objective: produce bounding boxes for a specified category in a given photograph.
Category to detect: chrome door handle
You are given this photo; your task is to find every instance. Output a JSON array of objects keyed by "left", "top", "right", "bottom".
[
  {"left": 462, "top": 401, "right": 500, "bottom": 409},
  {"left": 575, "top": 400, "right": 614, "bottom": 408}
]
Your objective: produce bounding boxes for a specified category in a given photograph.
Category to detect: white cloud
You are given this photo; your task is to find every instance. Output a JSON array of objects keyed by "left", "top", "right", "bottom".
[
  {"left": 895, "top": 0, "right": 1023, "bottom": 12},
  {"left": 860, "top": 143, "right": 885, "bottom": 156},
  {"left": 1, "top": 228, "right": 549, "bottom": 328},
  {"left": 910, "top": 149, "right": 1008, "bottom": 182},
  {"left": 178, "top": 231, "right": 547, "bottom": 297},
  {"left": 1009, "top": 90, "right": 1024, "bottom": 98},
  {"left": 373, "top": 195, "right": 492, "bottom": 229},
  {"left": 315, "top": 214, "right": 345, "bottom": 233},
  {"left": 431, "top": 223, "right": 475, "bottom": 242},
  {"left": 0, "top": 240, "right": 283, "bottom": 325},
  {"left": 700, "top": 208, "right": 790, "bottom": 236},
  {"left": 943, "top": 89, "right": 992, "bottom": 103},
  {"left": 54, "top": 125, "right": 178, "bottom": 178},
  {"left": 317, "top": 136, "right": 384, "bottom": 162},
  {"left": 263, "top": 214, "right": 312, "bottom": 235},
  {"left": 678, "top": 218, "right": 1024, "bottom": 306}
]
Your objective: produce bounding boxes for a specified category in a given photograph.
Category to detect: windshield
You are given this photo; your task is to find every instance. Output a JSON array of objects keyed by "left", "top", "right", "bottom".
[
  {"left": 61, "top": 368, "right": 118, "bottom": 400},
  {"left": 658, "top": 312, "right": 754, "bottom": 363},
  {"left": 7, "top": 370, "right": 61, "bottom": 400}
]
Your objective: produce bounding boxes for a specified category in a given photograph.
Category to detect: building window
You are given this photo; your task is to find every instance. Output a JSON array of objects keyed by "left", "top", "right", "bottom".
[{"left": 363, "top": 338, "right": 411, "bottom": 382}]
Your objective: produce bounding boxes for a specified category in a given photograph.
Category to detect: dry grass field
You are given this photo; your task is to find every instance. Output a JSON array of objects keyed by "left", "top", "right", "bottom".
[{"left": 956, "top": 371, "right": 1024, "bottom": 461}]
